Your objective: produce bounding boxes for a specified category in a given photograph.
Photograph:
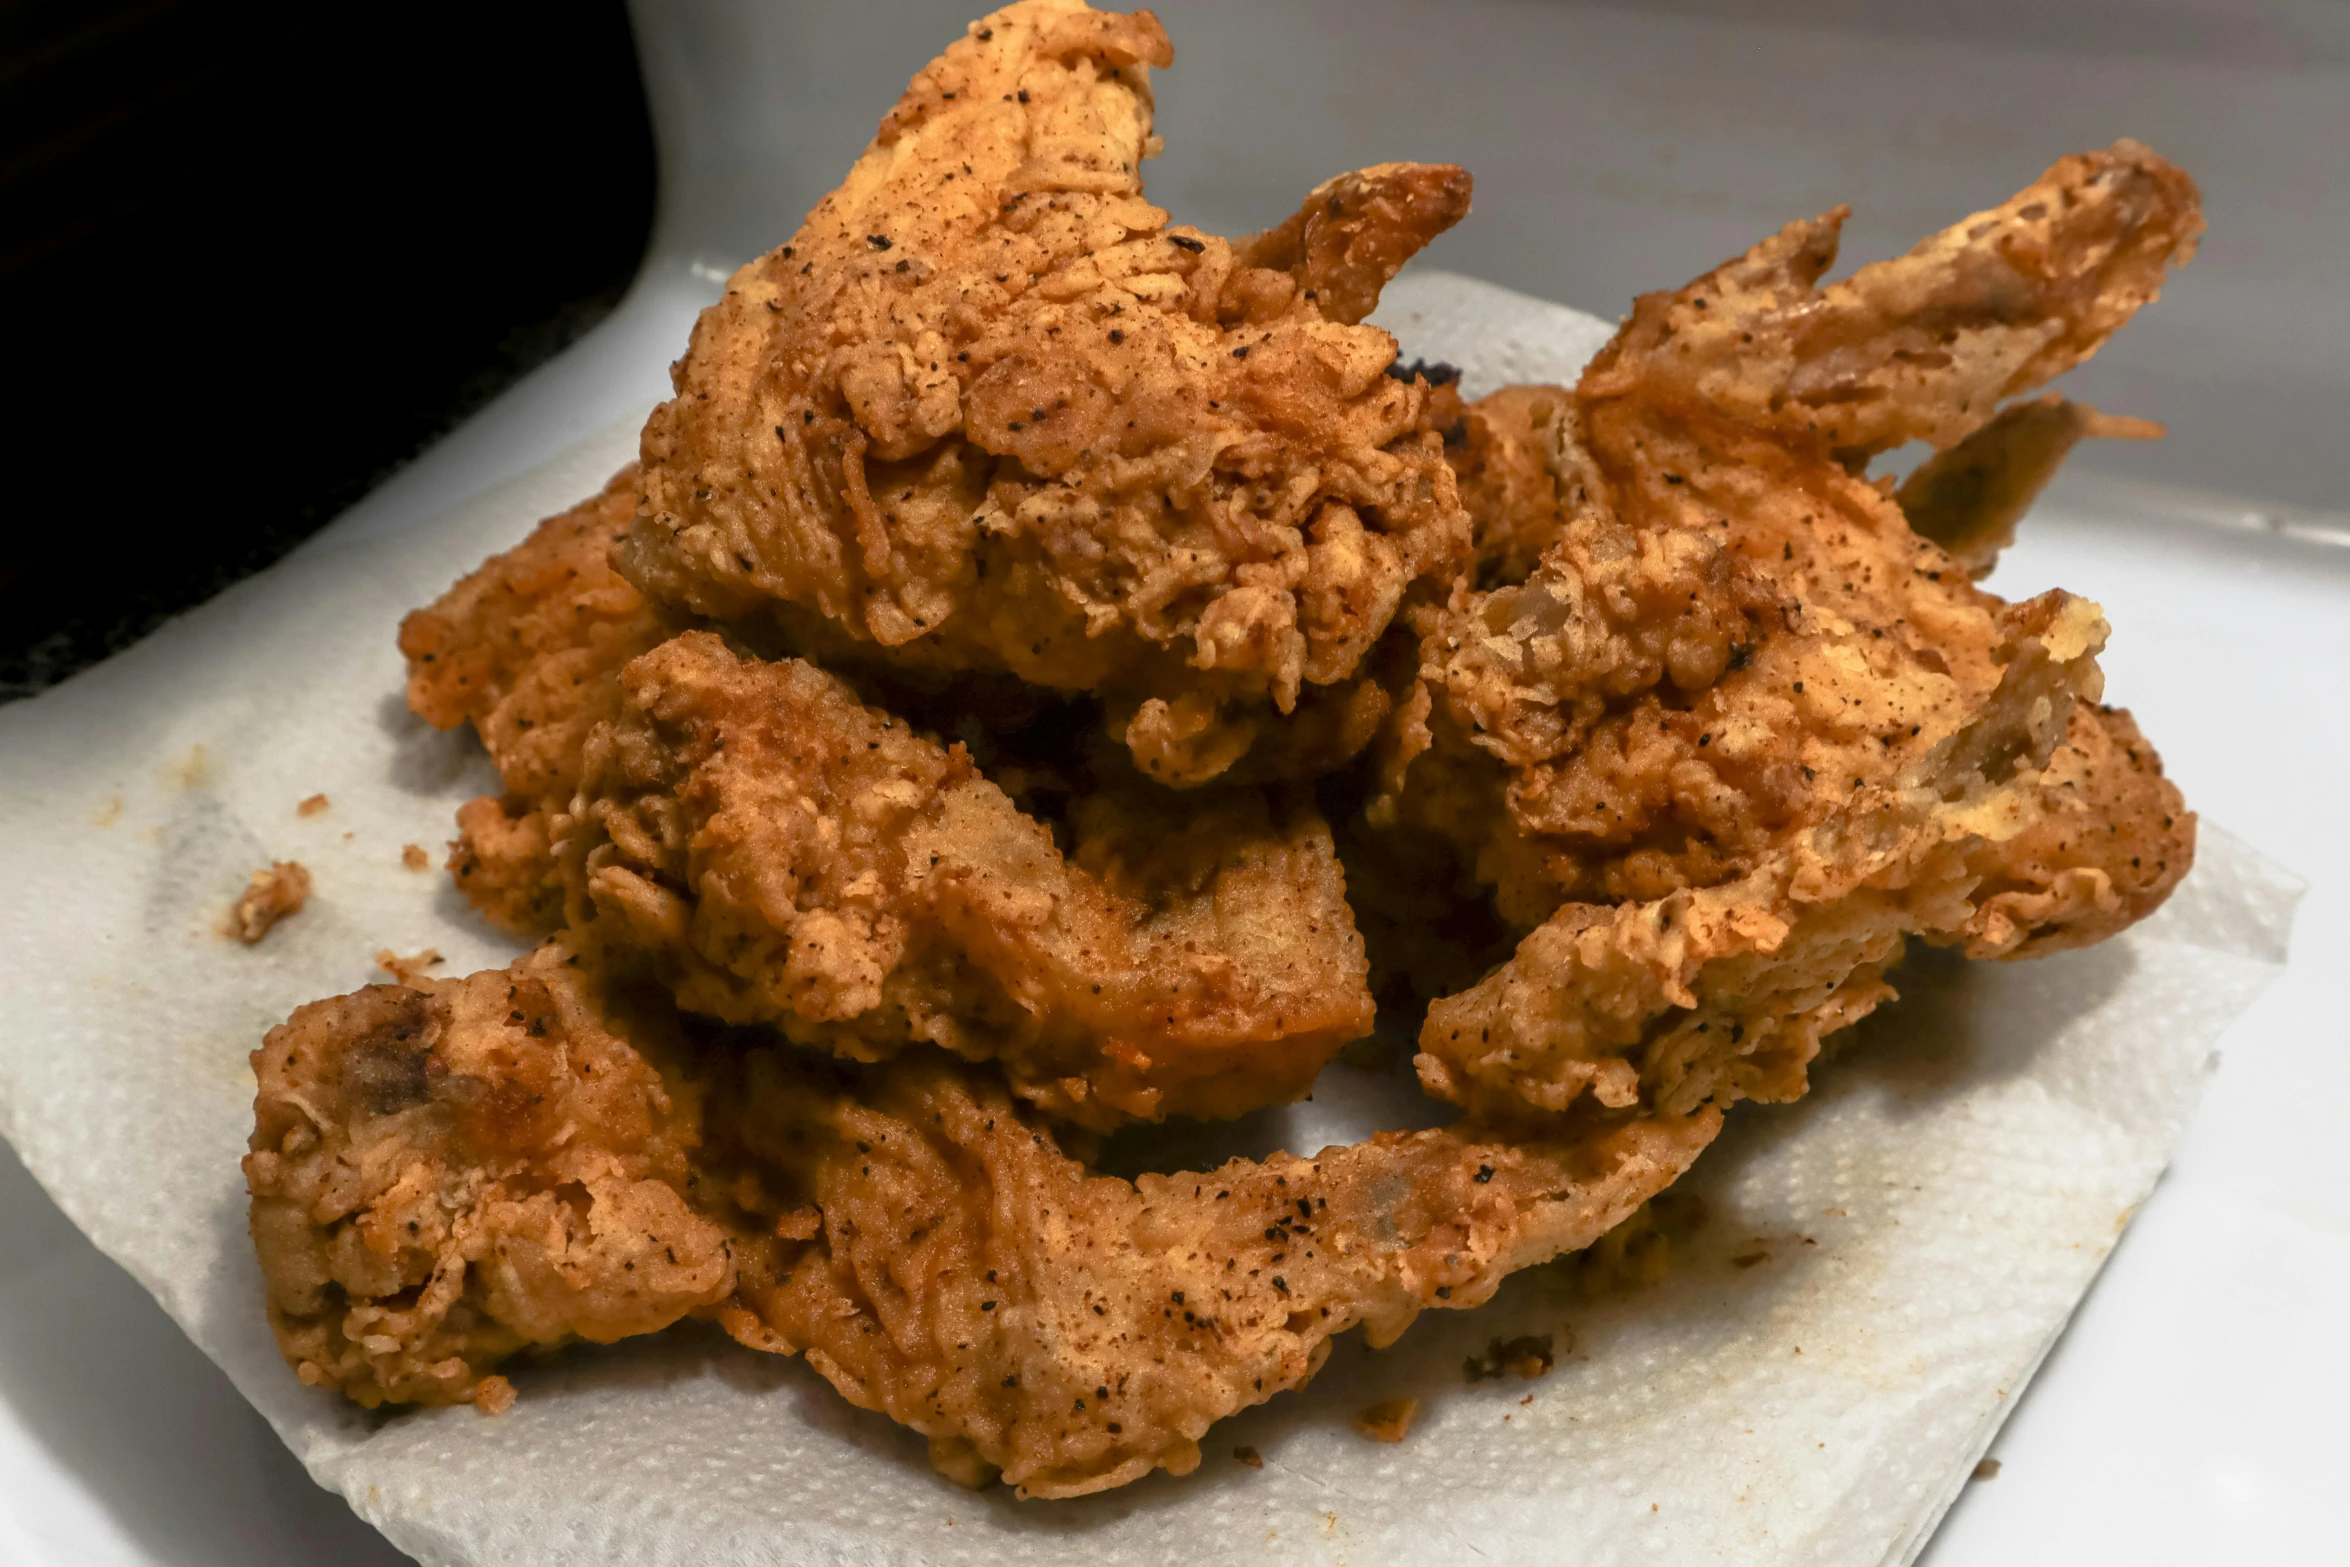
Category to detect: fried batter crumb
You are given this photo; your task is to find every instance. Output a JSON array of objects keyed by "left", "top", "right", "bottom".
[
  {"left": 374, "top": 948, "right": 443, "bottom": 987},
  {"left": 296, "top": 793, "right": 330, "bottom": 818},
  {"left": 1465, "top": 1334, "right": 1556, "bottom": 1383},
  {"left": 1233, "top": 1445, "right": 1264, "bottom": 1469},
  {"left": 1354, "top": 1398, "right": 1420, "bottom": 1443},
  {"left": 1973, "top": 1458, "right": 2002, "bottom": 1480},
  {"left": 472, "top": 1375, "right": 517, "bottom": 1416},
  {"left": 230, "top": 862, "right": 311, "bottom": 944},
  {"left": 400, "top": 843, "right": 430, "bottom": 871}
]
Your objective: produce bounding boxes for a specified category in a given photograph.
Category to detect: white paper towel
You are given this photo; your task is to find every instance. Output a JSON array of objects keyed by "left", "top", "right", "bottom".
[{"left": 0, "top": 273, "right": 2299, "bottom": 1566}]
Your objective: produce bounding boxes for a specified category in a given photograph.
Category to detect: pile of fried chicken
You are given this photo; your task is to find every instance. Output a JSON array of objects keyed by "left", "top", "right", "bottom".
[{"left": 244, "top": 0, "right": 2200, "bottom": 1500}]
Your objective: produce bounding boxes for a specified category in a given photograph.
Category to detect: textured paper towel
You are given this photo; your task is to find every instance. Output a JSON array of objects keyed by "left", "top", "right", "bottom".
[{"left": 0, "top": 273, "right": 2299, "bottom": 1566}]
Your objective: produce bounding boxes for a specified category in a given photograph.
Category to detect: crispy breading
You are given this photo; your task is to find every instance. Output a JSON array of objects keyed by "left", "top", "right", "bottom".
[
  {"left": 399, "top": 466, "right": 674, "bottom": 931},
  {"left": 564, "top": 631, "right": 1374, "bottom": 1127},
  {"left": 1956, "top": 701, "right": 2195, "bottom": 959},
  {"left": 711, "top": 1047, "right": 1711, "bottom": 1498},
  {"left": 230, "top": 860, "right": 311, "bottom": 943},
  {"left": 242, "top": 946, "right": 736, "bottom": 1410},
  {"left": 1896, "top": 395, "right": 2162, "bottom": 577},
  {"left": 1588, "top": 140, "right": 2201, "bottom": 462},
  {"left": 1417, "top": 591, "right": 2111, "bottom": 1120},
  {"left": 1390, "top": 145, "right": 2200, "bottom": 928},
  {"left": 249, "top": 948, "right": 1714, "bottom": 1494},
  {"left": 618, "top": 0, "right": 1472, "bottom": 786},
  {"left": 1389, "top": 147, "right": 2200, "bottom": 1122},
  {"left": 1448, "top": 382, "right": 1577, "bottom": 587}
]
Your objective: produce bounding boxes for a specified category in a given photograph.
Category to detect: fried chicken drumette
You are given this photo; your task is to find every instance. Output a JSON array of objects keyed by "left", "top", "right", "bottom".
[
  {"left": 618, "top": 0, "right": 1474, "bottom": 787},
  {"left": 564, "top": 631, "right": 1372, "bottom": 1129},
  {"left": 248, "top": 947, "right": 1714, "bottom": 1493},
  {"left": 398, "top": 466, "right": 676, "bottom": 932},
  {"left": 1383, "top": 143, "right": 2201, "bottom": 1120}
]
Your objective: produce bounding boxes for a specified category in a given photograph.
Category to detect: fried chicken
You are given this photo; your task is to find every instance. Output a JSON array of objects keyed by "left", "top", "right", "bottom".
[
  {"left": 293, "top": 0, "right": 2208, "bottom": 1499},
  {"left": 618, "top": 0, "right": 1473, "bottom": 786},
  {"left": 248, "top": 946, "right": 1715, "bottom": 1494},
  {"left": 1418, "top": 590, "right": 2110, "bottom": 1120},
  {"left": 564, "top": 631, "right": 1374, "bottom": 1128},
  {"left": 1385, "top": 143, "right": 2201, "bottom": 1119},
  {"left": 398, "top": 466, "right": 674, "bottom": 932},
  {"left": 243, "top": 945, "right": 736, "bottom": 1410},
  {"left": 709, "top": 1045, "right": 1711, "bottom": 1498},
  {"left": 1896, "top": 395, "right": 2163, "bottom": 578}
]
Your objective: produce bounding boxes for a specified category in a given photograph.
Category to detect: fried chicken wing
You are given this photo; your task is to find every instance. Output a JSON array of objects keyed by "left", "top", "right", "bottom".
[
  {"left": 564, "top": 631, "right": 1374, "bottom": 1127},
  {"left": 249, "top": 947, "right": 1713, "bottom": 1494},
  {"left": 243, "top": 946, "right": 735, "bottom": 1410},
  {"left": 398, "top": 467, "right": 674, "bottom": 931},
  {"left": 618, "top": 0, "right": 1472, "bottom": 786}
]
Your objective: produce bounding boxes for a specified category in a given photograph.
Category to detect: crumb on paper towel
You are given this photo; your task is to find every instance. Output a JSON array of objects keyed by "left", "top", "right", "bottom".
[
  {"left": 1353, "top": 1398, "right": 1419, "bottom": 1443},
  {"left": 1232, "top": 1445, "right": 1263, "bottom": 1469},
  {"left": 297, "top": 793, "right": 330, "bottom": 818},
  {"left": 401, "top": 843, "right": 430, "bottom": 871},
  {"left": 1465, "top": 1334, "right": 1557, "bottom": 1383},
  {"left": 228, "top": 862, "right": 310, "bottom": 944},
  {"left": 1973, "top": 1458, "right": 2002, "bottom": 1481},
  {"left": 472, "top": 1376, "right": 516, "bottom": 1416},
  {"left": 1731, "top": 1249, "right": 1772, "bottom": 1269},
  {"left": 375, "top": 948, "right": 443, "bottom": 987}
]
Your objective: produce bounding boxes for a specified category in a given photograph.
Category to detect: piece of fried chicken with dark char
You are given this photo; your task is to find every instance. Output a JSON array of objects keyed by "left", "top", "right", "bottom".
[
  {"left": 398, "top": 465, "right": 675, "bottom": 933},
  {"left": 619, "top": 0, "right": 1474, "bottom": 787},
  {"left": 563, "top": 630, "right": 1374, "bottom": 1128}
]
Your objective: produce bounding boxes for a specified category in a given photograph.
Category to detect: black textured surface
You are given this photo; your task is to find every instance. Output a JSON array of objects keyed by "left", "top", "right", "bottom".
[{"left": 0, "top": 0, "right": 656, "bottom": 701}]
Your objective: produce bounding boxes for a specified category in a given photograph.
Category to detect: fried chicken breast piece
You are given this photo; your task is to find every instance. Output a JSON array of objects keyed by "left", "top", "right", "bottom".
[
  {"left": 398, "top": 467, "right": 675, "bottom": 932},
  {"left": 1387, "top": 147, "right": 2201, "bottom": 1123},
  {"left": 618, "top": 0, "right": 1473, "bottom": 787},
  {"left": 1394, "top": 143, "right": 2201, "bottom": 931},
  {"left": 243, "top": 944, "right": 735, "bottom": 1410},
  {"left": 563, "top": 631, "right": 1374, "bottom": 1128},
  {"left": 1417, "top": 591, "right": 2112, "bottom": 1120},
  {"left": 709, "top": 1046, "right": 1716, "bottom": 1499}
]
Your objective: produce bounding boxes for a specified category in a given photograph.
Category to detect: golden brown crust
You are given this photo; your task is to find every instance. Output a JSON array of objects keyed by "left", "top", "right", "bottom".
[
  {"left": 250, "top": 948, "right": 1712, "bottom": 1493},
  {"left": 242, "top": 947, "right": 735, "bottom": 1409},
  {"left": 1958, "top": 701, "right": 2196, "bottom": 959},
  {"left": 1584, "top": 140, "right": 2201, "bottom": 462},
  {"left": 619, "top": 0, "right": 1471, "bottom": 785},
  {"left": 1416, "top": 592, "right": 2110, "bottom": 1120},
  {"left": 564, "top": 631, "right": 1374, "bottom": 1127},
  {"left": 398, "top": 465, "right": 675, "bottom": 933},
  {"left": 1386, "top": 145, "right": 2202, "bottom": 1123}
]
